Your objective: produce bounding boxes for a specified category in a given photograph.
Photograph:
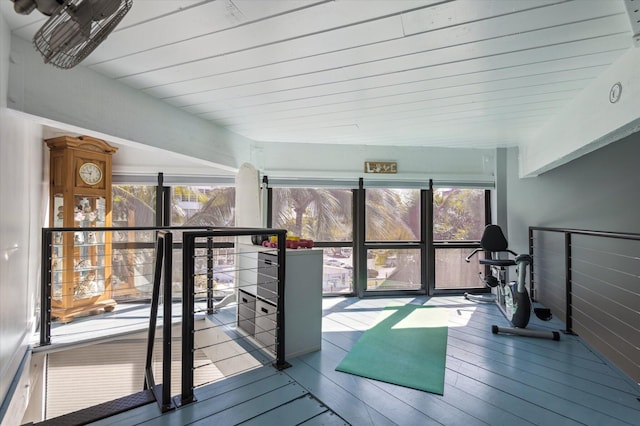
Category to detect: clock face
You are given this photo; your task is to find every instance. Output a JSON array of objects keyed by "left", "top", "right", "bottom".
[{"left": 79, "top": 162, "right": 103, "bottom": 185}]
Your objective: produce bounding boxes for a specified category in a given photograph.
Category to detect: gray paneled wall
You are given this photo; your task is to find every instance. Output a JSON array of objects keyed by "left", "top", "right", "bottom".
[
  {"left": 530, "top": 230, "right": 566, "bottom": 322},
  {"left": 571, "top": 234, "right": 640, "bottom": 382},
  {"left": 507, "top": 132, "right": 640, "bottom": 383},
  {"left": 506, "top": 131, "right": 640, "bottom": 254},
  {"left": 531, "top": 230, "right": 640, "bottom": 382}
]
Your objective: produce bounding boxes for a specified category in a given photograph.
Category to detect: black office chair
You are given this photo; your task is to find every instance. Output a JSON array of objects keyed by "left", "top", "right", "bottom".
[{"left": 465, "top": 225, "right": 560, "bottom": 340}]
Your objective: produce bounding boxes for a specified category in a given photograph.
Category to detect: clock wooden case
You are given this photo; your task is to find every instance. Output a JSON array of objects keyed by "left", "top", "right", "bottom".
[{"left": 46, "top": 135, "right": 118, "bottom": 322}]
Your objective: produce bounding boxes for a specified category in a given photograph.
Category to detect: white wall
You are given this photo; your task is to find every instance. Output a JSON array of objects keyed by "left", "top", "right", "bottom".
[
  {"left": 492, "top": 148, "right": 508, "bottom": 231},
  {"left": 519, "top": 47, "right": 640, "bottom": 177},
  {"left": 2, "top": 22, "right": 45, "bottom": 422},
  {"left": 7, "top": 35, "right": 253, "bottom": 172},
  {"left": 0, "top": 8, "right": 7, "bottom": 108},
  {"left": 506, "top": 131, "right": 640, "bottom": 255},
  {"left": 0, "top": 108, "right": 44, "bottom": 421},
  {"left": 254, "top": 142, "right": 495, "bottom": 183}
]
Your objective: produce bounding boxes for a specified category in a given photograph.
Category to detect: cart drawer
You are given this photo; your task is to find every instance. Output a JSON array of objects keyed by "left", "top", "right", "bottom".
[
  {"left": 254, "top": 299, "right": 276, "bottom": 353},
  {"left": 238, "top": 290, "right": 256, "bottom": 335},
  {"left": 257, "top": 252, "right": 278, "bottom": 303}
]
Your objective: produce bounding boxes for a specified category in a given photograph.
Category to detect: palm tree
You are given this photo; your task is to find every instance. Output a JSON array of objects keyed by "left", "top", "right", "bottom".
[
  {"left": 272, "top": 188, "right": 352, "bottom": 240},
  {"left": 183, "top": 187, "right": 235, "bottom": 227},
  {"left": 112, "top": 185, "right": 155, "bottom": 226},
  {"left": 365, "top": 188, "right": 418, "bottom": 241},
  {"left": 433, "top": 189, "right": 485, "bottom": 240}
]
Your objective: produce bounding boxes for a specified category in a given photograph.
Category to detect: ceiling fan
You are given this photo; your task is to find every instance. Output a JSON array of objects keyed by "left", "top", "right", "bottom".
[{"left": 12, "top": 0, "right": 133, "bottom": 69}]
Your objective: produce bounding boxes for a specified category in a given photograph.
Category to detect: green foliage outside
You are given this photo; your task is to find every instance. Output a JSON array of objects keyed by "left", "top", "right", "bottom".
[
  {"left": 272, "top": 188, "right": 352, "bottom": 240},
  {"left": 433, "top": 189, "right": 485, "bottom": 240},
  {"left": 113, "top": 185, "right": 484, "bottom": 243},
  {"left": 271, "top": 187, "right": 484, "bottom": 243},
  {"left": 365, "top": 188, "right": 419, "bottom": 241},
  {"left": 111, "top": 184, "right": 486, "bottom": 293},
  {"left": 179, "top": 187, "right": 235, "bottom": 227}
]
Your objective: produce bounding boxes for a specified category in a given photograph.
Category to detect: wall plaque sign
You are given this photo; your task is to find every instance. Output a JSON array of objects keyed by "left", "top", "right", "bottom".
[{"left": 364, "top": 161, "right": 397, "bottom": 174}]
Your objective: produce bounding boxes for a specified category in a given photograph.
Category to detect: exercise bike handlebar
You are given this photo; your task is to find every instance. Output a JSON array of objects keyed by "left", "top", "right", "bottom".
[
  {"left": 466, "top": 248, "right": 521, "bottom": 263},
  {"left": 465, "top": 248, "right": 482, "bottom": 263}
]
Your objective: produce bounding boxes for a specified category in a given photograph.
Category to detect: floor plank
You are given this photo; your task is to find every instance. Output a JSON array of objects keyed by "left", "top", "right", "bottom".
[
  {"left": 284, "top": 357, "right": 398, "bottom": 426},
  {"left": 236, "top": 394, "right": 328, "bottom": 426},
  {"left": 78, "top": 295, "right": 640, "bottom": 426},
  {"left": 139, "top": 375, "right": 300, "bottom": 425},
  {"left": 299, "top": 410, "right": 349, "bottom": 425},
  {"left": 187, "top": 383, "right": 308, "bottom": 426}
]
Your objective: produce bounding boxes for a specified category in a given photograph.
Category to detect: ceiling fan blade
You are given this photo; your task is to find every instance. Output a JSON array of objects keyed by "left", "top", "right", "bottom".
[
  {"left": 12, "top": 0, "right": 65, "bottom": 16},
  {"left": 48, "top": 18, "right": 88, "bottom": 54},
  {"left": 32, "top": 0, "right": 133, "bottom": 69},
  {"left": 87, "top": 0, "right": 121, "bottom": 21}
]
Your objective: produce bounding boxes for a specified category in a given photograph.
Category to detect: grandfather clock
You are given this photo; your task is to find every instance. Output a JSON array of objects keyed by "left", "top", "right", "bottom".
[{"left": 46, "top": 135, "right": 118, "bottom": 322}]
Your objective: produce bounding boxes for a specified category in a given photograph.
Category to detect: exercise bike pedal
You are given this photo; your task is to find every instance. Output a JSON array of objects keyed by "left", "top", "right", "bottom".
[{"left": 534, "top": 307, "right": 553, "bottom": 321}]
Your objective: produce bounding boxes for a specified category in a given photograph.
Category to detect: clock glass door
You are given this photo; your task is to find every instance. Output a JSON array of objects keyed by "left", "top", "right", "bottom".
[{"left": 51, "top": 194, "right": 109, "bottom": 312}]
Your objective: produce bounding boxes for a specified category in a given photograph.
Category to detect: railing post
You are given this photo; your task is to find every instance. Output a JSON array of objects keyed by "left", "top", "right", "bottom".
[
  {"left": 180, "top": 232, "right": 196, "bottom": 406},
  {"left": 564, "top": 232, "right": 574, "bottom": 334},
  {"left": 144, "top": 237, "right": 163, "bottom": 391},
  {"left": 161, "top": 232, "right": 173, "bottom": 410},
  {"left": 274, "top": 230, "right": 291, "bottom": 370},
  {"left": 206, "top": 236, "right": 214, "bottom": 315},
  {"left": 529, "top": 227, "right": 535, "bottom": 300},
  {"left": 40, "top": 229, "right": 53, "bottom": 346},
  {"left": 354, "top": 178, "right": 366, "bottom": 297},
  {"left": 144, "top": 232, "right": 174, "bottom": 412}
]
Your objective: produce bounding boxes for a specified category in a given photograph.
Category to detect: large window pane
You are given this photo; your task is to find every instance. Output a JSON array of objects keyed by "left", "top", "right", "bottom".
[
  {"left": 433, "top": 188, "right": 485, "bottom": 241},
  {"left": 272, "top": 187, "right": 353, "bottom": 294},
  {"left": 433, "top": 189, "right": 487, "bottom": 291},
  {"left": 366, "top": 189, "right": 420, "bottom": 241},
  {"left": 366, "top": 248, "right": 421, "bottom": 291},
  {"left": 435, "top": 248, "right": 486, "bottom": 289},
  {"left": 170, "top": 187, "right": 236, "bottom": 300},
  {"left": 323, "top": 250, "right": 353, "bottom": 294},
  {"left": 272, "top": 188, "right": 352, "bottom": 241},
  {"left": 112, "top": 185, "right": 157, "bottom": 300},
  {"left": 113, "top": 185, "right": 156, "bottom": 226},
  {"left": 171, "top": 186, "right": 235, "bottom": 227}
]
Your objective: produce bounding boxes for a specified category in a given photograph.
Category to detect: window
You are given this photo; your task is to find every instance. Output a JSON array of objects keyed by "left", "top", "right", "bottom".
[
  {"left": 433, "top": 188, "right": 485, "bottom": 241},
  {"left": 433, "top": 188, "right": 487, "bottom": 289},
  {"left": 170, "top": 186, "right": 236, "bottom": 297},
  {"left": 272, "top": 187, "right": 353, "bottom": 294},
  {"left": 111, "top": 185, "right": 237, "bottom": 300},
  {"left": 365, "top": 188, "right": 420, "bottom": 241},
  {"left": 111, "top": 182, "right": 491, "bottom": 298},
  {"left": 364, "top": 188, "right": 421, "bottom": 291},
  {"left": 434, "top": 248, "right": 485, "bottom": 289},
  {"left": 112, "top": 185, "right": 156, "bottom": 227},
  {"left": 271, "top": 188, "right": 352, "bottom": 241},
  {"left": 171, "top": 186, "right": 235, "bottom": 227},
  {"left": 111, "top": 185, "right": 157, "bottom": 299},
  {"left": 366, "top": 248, "right": 421, "bottom": 291}
]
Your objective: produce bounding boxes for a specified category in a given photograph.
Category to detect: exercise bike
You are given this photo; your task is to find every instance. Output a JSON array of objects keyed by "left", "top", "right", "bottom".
[{"left": 465, "top": 225, "right": 560, "bottom": 340}]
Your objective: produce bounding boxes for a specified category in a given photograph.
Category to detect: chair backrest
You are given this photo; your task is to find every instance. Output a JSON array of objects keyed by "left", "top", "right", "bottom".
[{"left": 480, "top": 224, "right": 509, "bottom": 252}]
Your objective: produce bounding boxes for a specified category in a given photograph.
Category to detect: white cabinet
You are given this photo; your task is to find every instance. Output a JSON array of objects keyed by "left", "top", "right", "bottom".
[{"left": 237, "top": 245, "right": 323, "bottom": 359}]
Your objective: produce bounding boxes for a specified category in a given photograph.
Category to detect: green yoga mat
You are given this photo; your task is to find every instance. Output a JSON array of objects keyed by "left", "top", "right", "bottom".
[{"left": 336, "top": 304, "right": 448, "bottom": 395}]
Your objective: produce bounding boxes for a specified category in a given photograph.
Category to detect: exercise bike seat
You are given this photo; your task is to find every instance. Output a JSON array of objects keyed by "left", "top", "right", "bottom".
[
  {"left": 465, "top": 225, "right": 520, "bottom": 266},
  {"left": 477, "top": 224, "right": 518, "bottom": 267},
  {"left": 480, "top": 258, "right": 516, "bottom": 267}
]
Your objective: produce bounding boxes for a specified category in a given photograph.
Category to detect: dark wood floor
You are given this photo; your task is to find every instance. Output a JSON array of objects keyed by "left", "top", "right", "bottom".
[{"left": 89, "top": 296, "right": 640, "bottom": 425}]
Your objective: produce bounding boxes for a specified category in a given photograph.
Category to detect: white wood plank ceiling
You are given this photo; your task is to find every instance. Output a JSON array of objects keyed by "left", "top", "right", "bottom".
[{"left": 2, "top": 0, "right": 636, "bottom": 149}]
